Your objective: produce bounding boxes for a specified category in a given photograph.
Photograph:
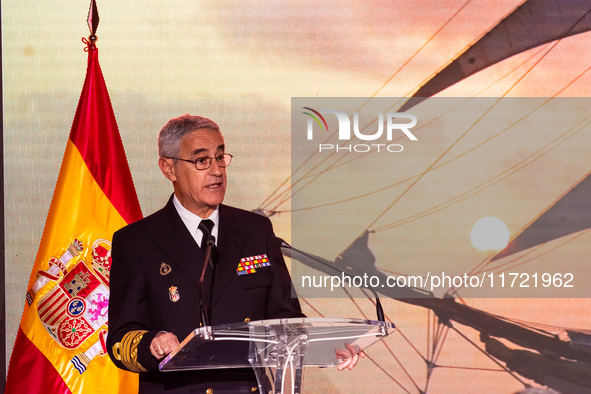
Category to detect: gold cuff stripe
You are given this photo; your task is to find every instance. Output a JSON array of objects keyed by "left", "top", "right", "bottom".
[{"left": 113, "top": 330, "right": 148, "bottom": 373}]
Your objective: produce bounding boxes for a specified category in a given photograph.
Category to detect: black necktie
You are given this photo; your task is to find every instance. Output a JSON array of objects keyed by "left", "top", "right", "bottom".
[
  {"left": 198, "top": 219, "right": 214, "bottom": 251},
  {"left": 197, "top": 219, "right": 215, "bottom": 328},
  {"left": 198, "top": 219, "right": 215, "bottom": 270}
]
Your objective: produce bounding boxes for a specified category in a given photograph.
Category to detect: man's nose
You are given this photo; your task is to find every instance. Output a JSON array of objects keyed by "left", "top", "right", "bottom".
[{"left": 208, "top": 159, "right": 224, "bottom": 175}]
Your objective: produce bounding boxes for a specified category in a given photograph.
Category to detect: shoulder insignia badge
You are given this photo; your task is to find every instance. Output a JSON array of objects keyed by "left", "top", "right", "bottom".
[
  {"left": 169, "top": 286, "right": 180, "bottom": 302},
  {"left": 160, "top": 262, "right": 172, "bottom": 275},
  {"left": 236, "top": 254, "right": 270, "bottom": 276}
]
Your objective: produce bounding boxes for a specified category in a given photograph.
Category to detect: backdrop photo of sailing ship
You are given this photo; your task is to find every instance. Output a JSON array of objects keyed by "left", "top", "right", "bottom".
[
  {"left": 229, "top": 1, "right": 591, "bottom": 392},
  {"left": 280, "top": 95, "right": 591, "bottom": 393},
  {"left": 288, "top": 96, "right": 591, "bottom": 298},
  {"left": 4, "top": 0, "right": 591, "bottom": 393}
]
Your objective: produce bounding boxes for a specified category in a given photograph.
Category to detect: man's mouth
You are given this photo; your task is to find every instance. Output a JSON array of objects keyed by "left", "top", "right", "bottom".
[{"left": 206, "top": 182, "right": 223, "bottom": 189}]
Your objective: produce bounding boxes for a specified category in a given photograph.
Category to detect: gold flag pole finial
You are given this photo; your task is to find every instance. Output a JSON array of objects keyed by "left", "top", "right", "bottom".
[{"left": 85, "top": 0, "right": 100, "bottom": 50}]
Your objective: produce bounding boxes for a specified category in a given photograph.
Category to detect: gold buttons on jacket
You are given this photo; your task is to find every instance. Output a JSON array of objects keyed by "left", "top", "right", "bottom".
[
  {"left": 206, "top": 389, "right": 213, "bottom": 394},
  {"left": 250, "top": 387, "right": 258, "bottom": 392},
  {"left": 244, "top": 317, "right": 251, "bottom": 322}
]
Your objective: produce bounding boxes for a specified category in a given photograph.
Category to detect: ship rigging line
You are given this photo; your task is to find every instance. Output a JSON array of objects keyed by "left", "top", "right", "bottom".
[
  {"left": 424, "top": 324, "right": 450, "bottom": 394},
  {"left": 436, "top": 365, "right": 505, "bottom": 372},
  {"left": 262, "top": 42, "right": 552, "bottom": 214},
  {"left": 452, "top": 61, "right": 591, "bottom": 281},
  {"left": 446, "top": 180, "right": 591, "bottom": 299},
  {"left": 366, "top": 34, "right": 571, "bottom": 232},
  {"left": 370, "top": 108, "right": 591, "bottom": 233},
  {"left": 307, "top": 115, "right": 591, "bottom": 393},
  {"left": 383, "top": 309, "right": 428, "bottom": 363},
  {"left": 496, "top": 312, "right": 591, "bottom": 335},
  {"left": 356, "top": 0, "right": 474, "bottom": 106},
  {"left": 273, "top": 6, "right": 591, "bottom": 393},
  {"left": 260, "top": 5, "right": 577, "bottom": 214},
  {"left": 286, "top": 41, "right": 548, "bottom": 185},
  {"left": 302, "top": 289, "right": 415, "bottom": 394},
  {"left": 359, "top": 290, "right": 494, "bottom": 394},
  {"left": 365, "top": 354, "right": 414, "bottom": 394},
  {"left": 264, "top": 2, "right": 591, "bottom": 215},
  {"left": 449, "top": 325, "right": 529, "bottom": 387},
  {"left": 480, "top": 229, "right": 589, "bottom": 275},
  {"left": 299, "top": 297, "right": 325, "bottom": 318},
  {"left": 470, "top": 245, "right": 543, "bottom": 277},
  {"left": 356, "top": 288, "right": 423, "bottom": 392},
  {"left": 406, "top": 0, "right": 528, "bottom": 100},
  {"left": 378, "top": 114, "right": 589, "bottom": 295},
  {"left": 451, "top": 138, "right": 591, "bottom": 286},
  {"left": 258, "top": 0, "right": 474, "bottom": 211},
  {"left": 282, "top": 42, "right": 549, "bottom": 189},
  {"left": 356, "top": 286, "right": 449, "bottom": 393},
  {"left": 427, "top": 310, "right": 432, "bottom": 361}
]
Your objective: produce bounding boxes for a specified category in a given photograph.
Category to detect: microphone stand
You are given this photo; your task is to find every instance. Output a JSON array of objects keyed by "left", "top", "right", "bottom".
[{"left": 198, "top": 235, "right": 216, "bottom": 339}]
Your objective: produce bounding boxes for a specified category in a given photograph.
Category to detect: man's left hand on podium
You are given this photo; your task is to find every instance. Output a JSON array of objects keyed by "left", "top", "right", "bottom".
[{"left": 336, "top": 342, "right": 366, "bottom": 371}]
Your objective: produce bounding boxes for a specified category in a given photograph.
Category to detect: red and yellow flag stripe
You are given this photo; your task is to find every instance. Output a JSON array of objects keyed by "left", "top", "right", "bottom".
[{"left": 6, "top": 46, "right": 141, "bottom": 394}]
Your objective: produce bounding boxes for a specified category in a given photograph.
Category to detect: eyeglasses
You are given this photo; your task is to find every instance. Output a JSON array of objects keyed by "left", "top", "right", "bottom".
[{"left": 167, "top": 153, "right": 233, "bottom": 170}]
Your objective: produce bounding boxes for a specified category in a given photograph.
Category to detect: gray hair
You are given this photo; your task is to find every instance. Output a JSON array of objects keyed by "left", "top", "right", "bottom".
[{"left": 158, "top": 114, "right": 220, "bottom": 158}]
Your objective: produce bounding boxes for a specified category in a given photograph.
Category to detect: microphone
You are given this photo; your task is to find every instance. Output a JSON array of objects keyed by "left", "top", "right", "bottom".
[
  {"left": 198, "top": 234, "right": 216, "bottom": 332},
  {"left": 272, "top": 237, "right": 385, "bottom": 323}
]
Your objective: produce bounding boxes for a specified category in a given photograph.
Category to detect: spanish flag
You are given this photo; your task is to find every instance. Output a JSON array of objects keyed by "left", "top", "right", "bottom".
[{"left": 5, "top": 43, "right": 142, "bottom": 393}]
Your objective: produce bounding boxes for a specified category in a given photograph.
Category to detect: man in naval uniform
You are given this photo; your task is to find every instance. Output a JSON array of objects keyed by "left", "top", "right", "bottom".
[{"left": 107, "top": 115, "right": 305, "bottom": 393}]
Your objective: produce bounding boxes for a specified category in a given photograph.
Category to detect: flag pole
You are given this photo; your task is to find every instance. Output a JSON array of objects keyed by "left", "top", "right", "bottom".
[{"left": 0, "top": 0, "right": 6, "bottom": 387}]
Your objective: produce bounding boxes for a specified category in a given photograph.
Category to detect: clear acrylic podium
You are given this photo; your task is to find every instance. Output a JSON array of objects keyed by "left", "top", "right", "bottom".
[{"left": 159, "top": 317, "right": 395, "bottom": 394}]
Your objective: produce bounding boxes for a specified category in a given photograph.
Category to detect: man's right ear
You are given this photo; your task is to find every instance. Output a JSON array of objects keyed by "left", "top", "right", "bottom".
[{"left": 158, "top": 157, "right": 177, "bottom": 182}]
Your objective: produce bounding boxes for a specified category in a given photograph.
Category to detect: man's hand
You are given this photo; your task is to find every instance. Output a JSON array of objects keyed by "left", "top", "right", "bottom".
[
  {"left": 150, "top": 332, "right": 180, "bottom": 359},
  {"left": 336, "top": 342, "right": 366, "bottom": 371}
]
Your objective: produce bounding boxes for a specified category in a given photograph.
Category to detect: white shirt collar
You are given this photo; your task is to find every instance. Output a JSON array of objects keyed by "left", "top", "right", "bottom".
[{"left": 172, "top": 194, "right": 219, "bottom": 246}]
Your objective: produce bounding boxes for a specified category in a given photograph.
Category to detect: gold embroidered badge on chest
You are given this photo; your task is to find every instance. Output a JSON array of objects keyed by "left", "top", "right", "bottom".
[
  {"left": 160, "top": 262, "right": 171, "bottom": 275},
  {"left": 169, "top": 286, "right": 180, "bottom": 302}
]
